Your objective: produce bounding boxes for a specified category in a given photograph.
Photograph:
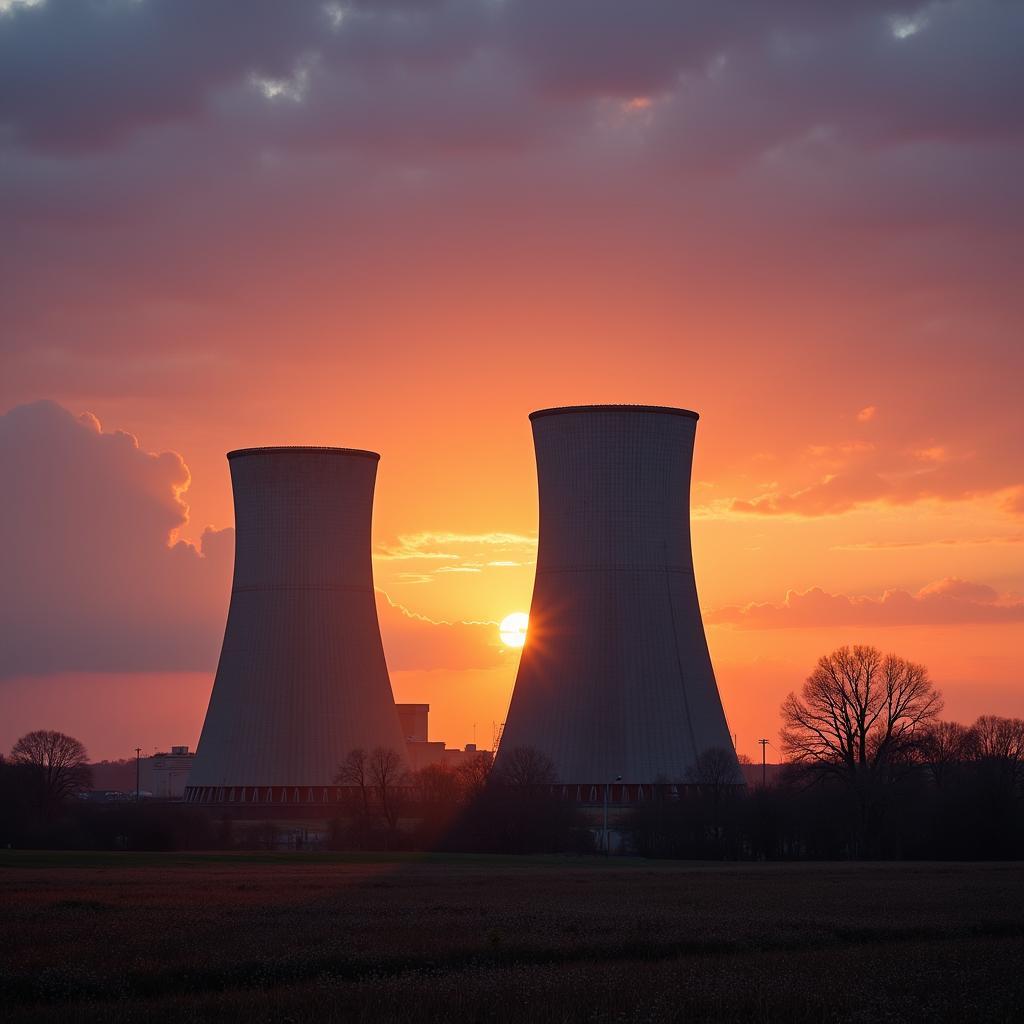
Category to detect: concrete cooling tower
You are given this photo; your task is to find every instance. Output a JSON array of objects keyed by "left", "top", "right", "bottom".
[
  {"left": 185, "top": 447, "right": 407, "bottom": 805},
  {"left": 495, "top": 405, "right": 741, "bottom": 788}
]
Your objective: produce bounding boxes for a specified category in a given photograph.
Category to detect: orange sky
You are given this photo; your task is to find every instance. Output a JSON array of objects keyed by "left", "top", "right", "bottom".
[{"left": 1, "top": 0, "right": 1022, "bottom": 763}]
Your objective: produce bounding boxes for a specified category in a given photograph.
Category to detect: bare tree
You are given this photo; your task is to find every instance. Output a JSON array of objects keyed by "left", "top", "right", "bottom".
[
  {"left": 10, "top": 730, "right": 92, "bottom": 804},
  {"left": 685, "top": 747, "right": 742, "bottom": 789},
  {"left": 368, "top": 746, "right": 407, "bottom": 829},
  {"left": 970, "top": 715, "right": 1024, "bottom": 765},
  {"left": 968, "top": 715, "right": 1024, "bottom": 796},
  {"left": 782, "top": 646, "right": 942, "bottom": 782},
  {"left": 493, "top": 745, "right": 557, "bottom": 789},
  {"left": 455, "top": 749, "right": 494, "bottom": 799},
  {"left": 335, "top": 748, "right": 371, "bottom": 816},
  {"left": 781, "top": 646, "right": 942, "bottom": 853},
  {"left": 917, "top": 720, "right": 973, "bottom": 788},
  {"left": 413, "top": 763, "right": 462, "bottom": 806}
]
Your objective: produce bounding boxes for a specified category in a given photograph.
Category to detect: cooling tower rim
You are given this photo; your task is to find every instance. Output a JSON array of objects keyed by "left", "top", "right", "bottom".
[
  {"left": 530, "top": 404, "right": 699, "bottom": 422},
  {"left": 227, "top": 446, "right": 380, "bottom": 461}
]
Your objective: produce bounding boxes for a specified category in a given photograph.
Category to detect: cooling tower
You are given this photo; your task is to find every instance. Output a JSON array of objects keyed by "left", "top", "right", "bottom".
[
  {"left": 185, "top": 447, "right": 407, "bottom": 804},
  {"left": 496, "top": 405, "right": 741, "bottom": 786}
]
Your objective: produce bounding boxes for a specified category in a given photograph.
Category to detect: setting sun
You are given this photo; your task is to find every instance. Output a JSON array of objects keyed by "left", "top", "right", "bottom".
[{"left": 499, "top": 612, "right": 529, "bottom": 648}]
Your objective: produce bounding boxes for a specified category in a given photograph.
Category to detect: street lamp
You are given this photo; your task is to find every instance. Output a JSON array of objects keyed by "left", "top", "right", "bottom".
[{"left": 603, "top": 774, "right": 622, "bottom": 855}]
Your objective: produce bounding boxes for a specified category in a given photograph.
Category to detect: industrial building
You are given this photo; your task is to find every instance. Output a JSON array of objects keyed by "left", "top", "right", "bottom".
[
  {"left": 495, "top": 405, "right": 742, "bottom": 787},
  {"left": 185, "top": 447, "right": 408, "bottom": 805},
  {"left": 141, "top": 745, "right": 195, "bottom": 799},
  {"left": 396, "top": 703, "right": 485, "bottom": 772}
]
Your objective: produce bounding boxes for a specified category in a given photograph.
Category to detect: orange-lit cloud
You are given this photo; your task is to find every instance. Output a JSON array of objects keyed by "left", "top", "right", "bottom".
[
  {"left": 0, "top": 1, "right": 1022, "bottom": 758},
  {"left": 376, "top": 591, "right": 506, "bottom": 672},
  {"left": 731, "top": 436, "right": 1023, "bottom": 517},
  {"left": 710, "top": 577, "right": 1024, "bottom": 629}
]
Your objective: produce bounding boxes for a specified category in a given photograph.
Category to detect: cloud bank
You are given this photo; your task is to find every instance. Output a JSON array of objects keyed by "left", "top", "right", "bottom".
[
  {"left": 0, "top": 401, "right": 505, "bottom": 678},
  {"left": 710, "top": 577, "right": 1024, "bottom": 630}
]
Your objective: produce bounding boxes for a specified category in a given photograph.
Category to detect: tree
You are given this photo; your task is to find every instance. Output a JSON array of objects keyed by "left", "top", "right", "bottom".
[
  {"left": 413, "top": 763, "right": 462, "bottom": 806},
  {"left": 970, "top": 715, "right": 1024, "bottom": 768},
  {"left": 780, "top": 646, "right": 942, "bottom": 854},
  {"left": 782, "top": 646, "right": 942, "bottom": 781},
  {"left": 686, "top": 747, "right": 742, "bottom": 789},
  {"left": 335, "top": 748, "right": 371, "bottom": 816},
  {"left": 10, "top": 730, "right": 92, "bottom": 806},
  {"left": 967, "top": 715, "right": 1024, "bottom": 803},
  {"left": 454, "top": 749, "right": 493, "bottom": 798},
  {"left": 368, "top": 746, "right": 407, "bottom": 829},
  {"left": 492, "top": 745, "right": 557, "bottom": 789},
  {"left": 917, "top": 720, "right": 973, "bottom": 789}
]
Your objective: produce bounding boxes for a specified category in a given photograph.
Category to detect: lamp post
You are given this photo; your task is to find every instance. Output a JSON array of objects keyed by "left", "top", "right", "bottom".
[
  {"left": 758, "top": 739, "right": 769, "bottom": 788},
  {"left": 603, "top": 774, "right": 622, "bottom": 855},
  {"left": 135, "top": 747, "right": 142, "bottom": 801}
]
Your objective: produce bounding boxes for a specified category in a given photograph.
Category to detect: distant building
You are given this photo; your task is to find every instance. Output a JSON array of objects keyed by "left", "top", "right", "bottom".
[
  {"left": 396, "top": 703, "right": 429, "bottom": 743},
  {"left": 140, "top": 745, "right": 195, "bottom": 799},
  {"left": 399, "top": 703, "right": 486, "bottom": 772}
]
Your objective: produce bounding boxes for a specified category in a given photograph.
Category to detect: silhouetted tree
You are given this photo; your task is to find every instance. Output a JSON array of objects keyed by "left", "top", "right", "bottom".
[
  {"left": 454, "top": 749, "right": 493, "bottom": 798},
  {"left": 686, "top": 746, "right": 742, "bottom": 789},
  {"left": 970, "top": 715, "right": 1024, "bottom": 773},
  {"left": 335, "top": 747, "right": 371, "bottom": 816},
  {"left": 369, "top": 746, "right": 407, "bottom": 829},
  {"left": 917, "top": 720, "right": 974, "bottom": 789},
  {"left": 10, "top": 730, "right": 92, "bottom": 807},
  {"left": 781, "top": 646, "right": 942, "bottom": 854},
  {"left": 492, "top": 745, "right": 557, "bottom": 789}
]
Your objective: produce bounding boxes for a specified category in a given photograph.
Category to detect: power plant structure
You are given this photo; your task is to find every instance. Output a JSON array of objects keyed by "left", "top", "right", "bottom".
[
  {"left": 185, "top": 447, "right": 408, "bottom": 805},
  {"left": 495, "top": 405, "right": 742, "bottom": 795}
]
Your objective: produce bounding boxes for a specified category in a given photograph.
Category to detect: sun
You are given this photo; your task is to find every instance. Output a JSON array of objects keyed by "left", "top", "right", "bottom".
[{"left": 499, "top": 611, "right": 529, "bottom": 648}]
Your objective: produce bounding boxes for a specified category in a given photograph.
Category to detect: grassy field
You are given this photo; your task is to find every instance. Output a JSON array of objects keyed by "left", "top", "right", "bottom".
[{"left": 1, "top": 853, "right": 1022, "bottom": 1022}]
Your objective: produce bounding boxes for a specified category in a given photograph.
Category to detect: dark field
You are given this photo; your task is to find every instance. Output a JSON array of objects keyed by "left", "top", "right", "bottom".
[{"left": 2, "top": 853, "right": 1022, "bottom": 1022}]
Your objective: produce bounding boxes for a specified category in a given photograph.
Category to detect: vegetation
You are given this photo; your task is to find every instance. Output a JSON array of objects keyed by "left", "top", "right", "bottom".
[
  {"left": 1, "top": 648, "right": 1021, "bottom": 860},
  {"left": 0, "top": 853, "right": 1021, "bottom": 1022},
  {"left": 9, "top": 730, "right": 92, "bottom": 806}
]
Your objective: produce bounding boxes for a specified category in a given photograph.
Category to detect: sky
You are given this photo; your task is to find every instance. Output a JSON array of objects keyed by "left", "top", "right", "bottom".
[{"left": 1, "top": 0, "right": 1022, "bottom": 763}]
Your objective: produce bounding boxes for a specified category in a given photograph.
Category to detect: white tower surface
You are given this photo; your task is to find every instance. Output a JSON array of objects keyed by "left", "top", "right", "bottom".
[
  {"left": 496, "top": 406, "right": 741, "bottom": 785},
  {"left": 186, "top": 447, "right": 407, "bottom": 801}
]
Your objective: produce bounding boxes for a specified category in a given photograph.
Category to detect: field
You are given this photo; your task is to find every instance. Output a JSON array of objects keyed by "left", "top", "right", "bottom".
[{"left": 1, "top": 853, "right": 1023, "bottom": 1022}]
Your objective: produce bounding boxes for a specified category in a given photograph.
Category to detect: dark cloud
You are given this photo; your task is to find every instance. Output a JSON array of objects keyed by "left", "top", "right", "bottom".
[
  {"left": 3, "top": 0, "right": 1021, "bottom": 159},
  {"left": 0, "top": 399, "right": 232, "bottom": 676},
  {"left": 0, "top": 400, "right": 506, "bottom": 678},
  {"left": 0, "top": 0, "right": 324, "bottom": 152}
]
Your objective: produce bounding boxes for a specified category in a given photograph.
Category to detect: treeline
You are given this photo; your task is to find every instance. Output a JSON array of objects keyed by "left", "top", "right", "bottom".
[
  {"left": 633, "top": 713, "right": 1024, "bottom": 860},
  {"left": 2, "top": 647, "right": 1021, "bottom": 858}
]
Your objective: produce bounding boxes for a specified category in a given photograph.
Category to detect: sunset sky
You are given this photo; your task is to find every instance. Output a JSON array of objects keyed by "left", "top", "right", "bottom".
[{"left": 2, "top": 0, "right": 1022, "bottom": 763}]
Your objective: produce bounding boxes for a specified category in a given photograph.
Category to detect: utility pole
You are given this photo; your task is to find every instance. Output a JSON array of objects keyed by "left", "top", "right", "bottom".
[
  {"left": 135, "top": 747, "right": 142, "bottom": 801},
  {"left": 758, "top": 739, "right": 769, "bottom": 788}
]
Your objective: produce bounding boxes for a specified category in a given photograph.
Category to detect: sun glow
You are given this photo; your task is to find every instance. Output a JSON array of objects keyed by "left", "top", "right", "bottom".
[{"left": 499, "top": 612, "right": 529, "bottom": 648}]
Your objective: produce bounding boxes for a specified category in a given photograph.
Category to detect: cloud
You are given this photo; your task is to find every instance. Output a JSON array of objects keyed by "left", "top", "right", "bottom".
[
  {"left": 374, "top": 531, "right": 536, "bottom": 582},
  {"left": 833, "top": 534, "right": 1024, "bottom": 550},
  {"left": 375, "top": 592, "right": 505, "bottom": 671},
  {"left": 0, "top": 400, "right": 233, "bottom": 676},
  {"left": 376, "top": 531, "right": 536, "bottom": 560},
  {"left": 709, "top": 577, "right": 1024, "bottom": 630},
  {"left": 731, "top": 433, "right": 1024, "bottom": 517},
  {"left": 0, "top": 400, "right": 513, "bottom": 678}
]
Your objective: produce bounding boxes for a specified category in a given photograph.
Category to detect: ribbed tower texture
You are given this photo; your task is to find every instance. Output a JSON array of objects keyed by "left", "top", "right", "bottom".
[
  {"left": 185, "top": 447, "right": 407, "bottom": 802},
  {"left": 496, "top": 406, "right": 741, "bottom": 785}
]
